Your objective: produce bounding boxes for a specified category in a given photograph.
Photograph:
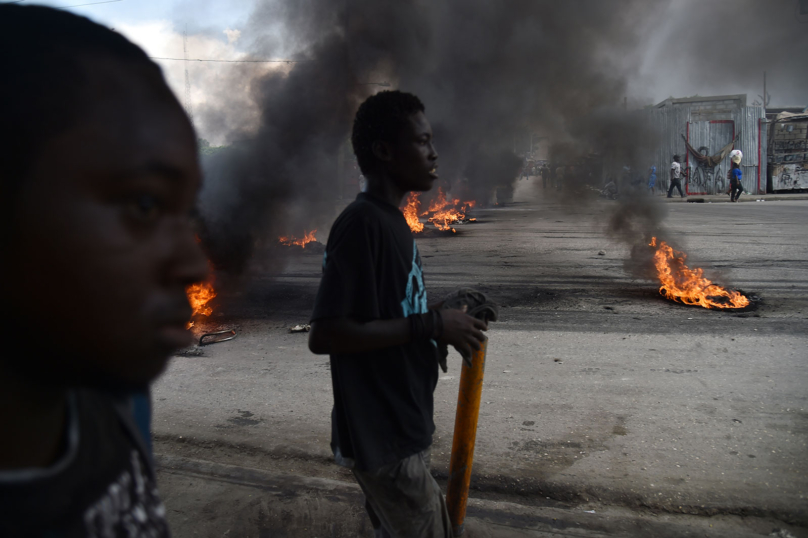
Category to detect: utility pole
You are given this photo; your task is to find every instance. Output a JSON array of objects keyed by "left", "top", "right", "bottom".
[
  {"left": 763, "top": 71, "right": 767, "bottom": 113},
  {"left": 763, "top": 71, "right": 770, "bottom": 194},
  {"left": 183, "top": 25, "right": 193, "bottom": 122}
]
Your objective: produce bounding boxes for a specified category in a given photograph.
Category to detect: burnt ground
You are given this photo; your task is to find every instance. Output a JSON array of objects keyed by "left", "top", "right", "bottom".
[{"left": 154, "top": 180, "right": 808, "bottom": 537}]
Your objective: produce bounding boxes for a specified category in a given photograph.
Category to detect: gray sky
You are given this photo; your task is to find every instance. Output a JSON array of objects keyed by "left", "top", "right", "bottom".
[
  {"left": 15, "top": 0, "right": 807, "bottom": 142},
  {"left": 628, "top": 0, "right": 808, "bottom": 108}
]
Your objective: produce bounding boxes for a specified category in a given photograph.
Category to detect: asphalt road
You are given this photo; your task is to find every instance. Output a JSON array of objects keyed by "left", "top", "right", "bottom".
[{"left": 153, "top": 179, "right": 808, "bottom": 537}]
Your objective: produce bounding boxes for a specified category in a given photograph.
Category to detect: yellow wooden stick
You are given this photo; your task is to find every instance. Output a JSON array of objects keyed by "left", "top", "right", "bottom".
[{"left": 445, "top": 338, "right": 488, "bottom": 535}]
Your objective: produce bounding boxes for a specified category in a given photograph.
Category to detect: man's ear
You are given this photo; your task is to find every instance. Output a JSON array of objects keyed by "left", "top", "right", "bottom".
[{"left": 371, "top": 140, "right": 393, "bottom": 163}]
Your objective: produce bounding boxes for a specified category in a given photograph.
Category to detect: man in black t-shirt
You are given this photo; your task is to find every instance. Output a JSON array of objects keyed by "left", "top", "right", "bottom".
[
  {"left": 309, "top": 91, "right": 488, "bottom": 538},
  {"left": 0, "top": 6, "right": 208, "bottom": 536}
]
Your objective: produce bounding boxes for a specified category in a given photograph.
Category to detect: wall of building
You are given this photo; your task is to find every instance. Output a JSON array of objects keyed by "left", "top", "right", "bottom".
[
  {"left": 769, "top": 119, "right": 808, "bottom": 191},
  {"left": 669, "top": 98, "right": 745, "bottom": 122},
  {"left": 644, "top": 104, "right": 765, "bottom": 195}
]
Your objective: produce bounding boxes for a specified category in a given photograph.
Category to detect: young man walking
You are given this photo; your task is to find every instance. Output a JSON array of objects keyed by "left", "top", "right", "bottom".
[
  {"left": 309, "top": 91, "right": 487, "bottom": 538},
  {"left": 668, "top": 154, "right": 686, "bottom": 198},
  {"left": 0, "top": 6, "right": 207, "bottom": 535}
]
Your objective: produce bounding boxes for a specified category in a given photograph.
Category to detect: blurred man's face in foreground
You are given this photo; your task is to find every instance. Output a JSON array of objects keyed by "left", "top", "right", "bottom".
[{"left": 4, "top": 55, "right": 208, "bottom": 388}]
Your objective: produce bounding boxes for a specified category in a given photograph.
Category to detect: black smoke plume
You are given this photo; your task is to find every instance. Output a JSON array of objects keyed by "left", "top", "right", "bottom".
[{"left": 193, "top": 0, "right": 669, "bottom": 275}]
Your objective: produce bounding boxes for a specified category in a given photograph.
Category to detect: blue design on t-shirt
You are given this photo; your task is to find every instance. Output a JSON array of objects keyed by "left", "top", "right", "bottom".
[{"left": 401, "top": 240, "right": 428, "bottom": 317}]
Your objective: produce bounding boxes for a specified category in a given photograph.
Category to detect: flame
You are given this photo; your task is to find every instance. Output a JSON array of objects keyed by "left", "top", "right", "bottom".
[
  {"left": 186, "top": 262, "right": 217, "bottom": 328},
  {"left": 402, "top": 193, "right": 424, "bottom": 233},
  {"left": 185, "top": 238, "right": 217, "bottom": 328},
  {"left": 649, "top": 237, "right": 750, "bottom": 309},
  {"left": 422, "top": 188, "right": 453, "bottom": 215},
  {"left": 426, "top": 189, "right": 475, "bottom": 232},
  {"left": 279, "top": 229, "right": 318, "bottom": 248},
  {"left": 402, "top": 190, "right": 476, "bottom": 233}
]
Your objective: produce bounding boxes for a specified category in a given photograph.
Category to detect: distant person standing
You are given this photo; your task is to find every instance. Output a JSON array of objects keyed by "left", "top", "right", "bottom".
[
  {"left": 540, "top": 164, "right": 549, "bottom": 189},
  {"left": 647, "top": 165, "right": 657, "bottom": 194},
  {"left": 554, "top": 165, "right": 563, "bottom": 190},
  {"left": 667, "top": 154, "right": 685, "bottom": 198},
  {"left": 727, "top": 149, "right": 744, "bottom": 202}
]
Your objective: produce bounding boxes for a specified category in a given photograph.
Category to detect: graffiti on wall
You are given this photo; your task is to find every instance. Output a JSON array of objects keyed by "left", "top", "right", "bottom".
[
  {"left": 686, "top": 146, "right": 727, "bottom": 194},
  {"left": 772, "top": 164, "right": 808, "bottom": 191},
  {"left": 770, "top": 139, "right": 808, "bottom": 164},
  {"left": 682, "top": 129, "right": 738, "bottom": 195}
]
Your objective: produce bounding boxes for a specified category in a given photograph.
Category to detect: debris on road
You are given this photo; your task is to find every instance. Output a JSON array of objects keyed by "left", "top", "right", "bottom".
[
  {"left": 175, "top": 346, "right": 205, "bottom": 357},
  {"left": 199, "top": 329, "right": 237, "bottom": 346},
  {"left": 289, "top": 324, "right": 311, "bottom": 333}
]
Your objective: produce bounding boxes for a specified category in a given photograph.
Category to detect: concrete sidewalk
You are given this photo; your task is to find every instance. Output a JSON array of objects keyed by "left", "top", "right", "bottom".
[{"left": 657, "top": 193, "right": 808, "bottom": 203}]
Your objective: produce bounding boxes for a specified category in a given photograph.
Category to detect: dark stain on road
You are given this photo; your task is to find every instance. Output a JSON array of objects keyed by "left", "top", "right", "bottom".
[{"left": 228, "top": 410, "right": 262, "bottom": 426}]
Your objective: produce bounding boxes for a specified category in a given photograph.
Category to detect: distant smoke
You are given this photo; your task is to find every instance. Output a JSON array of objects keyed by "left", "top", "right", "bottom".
[
  {"left": 193, "top": 0, "right": 671, "bottom": 274},
  {"left": 635, "top": 0, "right": 808, "bottom": 107},
  {"left": 547, "top": 107, "right": 669, "bottom": 279}
]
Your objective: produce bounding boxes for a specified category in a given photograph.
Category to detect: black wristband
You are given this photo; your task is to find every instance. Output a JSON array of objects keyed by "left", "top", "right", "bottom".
[
  {"left": 409, "top": 313, "right": 423, "bottom": 341},
  {"left": 432, "top": 309, "right": 444, "bottom": 340},
  {"left": 409, "top": 312, "right": 436, "bottom": 342}
]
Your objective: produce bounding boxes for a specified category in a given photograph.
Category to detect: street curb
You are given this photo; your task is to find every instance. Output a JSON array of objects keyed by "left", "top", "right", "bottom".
[
  {"left": 658, "top": 195, "right": 808, "bottom": 203},
  {"left": 155, "top": 454, "right": 801, "bottom": 538}
]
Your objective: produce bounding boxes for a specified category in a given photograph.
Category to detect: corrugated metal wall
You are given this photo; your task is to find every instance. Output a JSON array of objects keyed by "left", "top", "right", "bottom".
[
  {"left": 736, "top": 106, "right": 765, "bottom": 193},
  {"left": 644, "top": 105, "right": 765, "bottom": 194},
  {"left": 687, "top": 120, "right": 733, "bottom": 195},
  {"left": 645, "top": 106, "right": 689, "bottom": 194}
]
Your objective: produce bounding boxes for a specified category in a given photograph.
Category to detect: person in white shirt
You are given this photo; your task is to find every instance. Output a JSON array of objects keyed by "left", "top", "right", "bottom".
[{"left": 667, "top": 154, "right": 685, "bottom": 198}]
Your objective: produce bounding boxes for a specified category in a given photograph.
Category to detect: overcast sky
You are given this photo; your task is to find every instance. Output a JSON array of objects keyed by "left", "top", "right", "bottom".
[{"left": 16, "top": 0, "right": 807, "bottom": 142}]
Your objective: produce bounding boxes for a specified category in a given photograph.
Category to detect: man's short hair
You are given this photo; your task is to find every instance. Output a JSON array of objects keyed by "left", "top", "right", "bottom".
[
  {"left": 0, "top": 5, "right": 167, "bottom": 195},
  {"left": 673, "top": 154, "right": 681, "bottom": 162},
  {"left": 351, "top": 90, "right": 425, "bottom": 176}
]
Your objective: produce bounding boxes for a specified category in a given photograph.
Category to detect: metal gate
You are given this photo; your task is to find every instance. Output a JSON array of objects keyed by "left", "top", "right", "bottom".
[{"left": 685, "top": 120, "right": 735, "bottom": 195}]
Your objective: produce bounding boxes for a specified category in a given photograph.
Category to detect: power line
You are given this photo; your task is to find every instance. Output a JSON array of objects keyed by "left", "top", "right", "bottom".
[
  {"left": 56, "top": 0, "right": 123, "bottom": 7},
  {"left": 150, "top": 56, "right": 305, "bottom": 64}
]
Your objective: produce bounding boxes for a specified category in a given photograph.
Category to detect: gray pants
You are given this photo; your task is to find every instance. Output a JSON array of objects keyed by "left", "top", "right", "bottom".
[{"left": 352, "top": 448, "right": 453, "bottom": 538}]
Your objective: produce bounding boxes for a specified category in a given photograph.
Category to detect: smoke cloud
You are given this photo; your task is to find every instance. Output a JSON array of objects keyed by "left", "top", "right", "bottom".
[
  {"left": 633, "top": 0, "right": 808, "bottom": 108},
  {"left": 192, "top": 0, "right": 806, "bottom": 280},
  {"left": 192, "top": 0, "right": 673, "bottom": 274}
]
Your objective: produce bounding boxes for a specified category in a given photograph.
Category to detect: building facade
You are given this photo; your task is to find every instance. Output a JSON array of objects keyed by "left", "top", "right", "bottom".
[
  {"left": 646, "top": 94, "right": 766, "bottom": 195},
  {"left": 766, "top": 109, "right": 808, "bottom": 192}
]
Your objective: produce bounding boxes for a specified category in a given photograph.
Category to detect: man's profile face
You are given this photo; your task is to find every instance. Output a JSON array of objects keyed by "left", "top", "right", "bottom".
[
  {"left": 386, "top": 111, "right": 439, "bottom": 193},
  {"left": 4, "top": 56, "right": 207, "bottom": 388}
]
